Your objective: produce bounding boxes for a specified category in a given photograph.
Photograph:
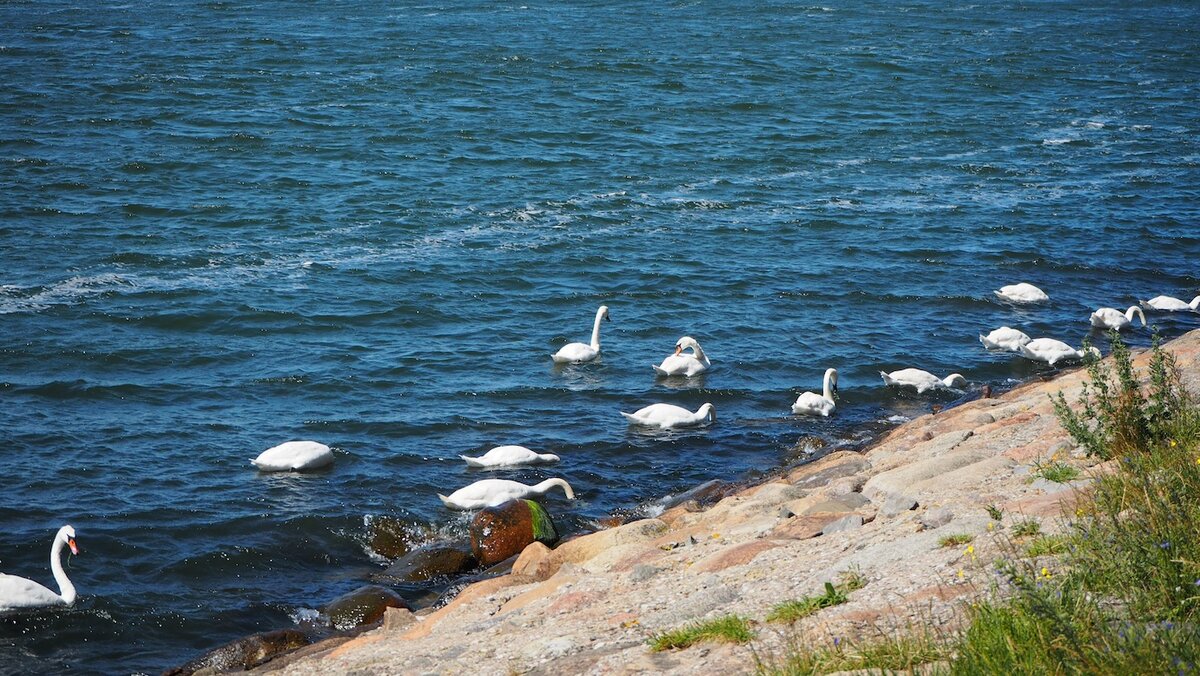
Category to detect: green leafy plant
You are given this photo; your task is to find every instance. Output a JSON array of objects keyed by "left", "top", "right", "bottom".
[
  {"left": 1011, "top": 520, "right": 1041, "bottom": 538},
  {"left": 1033, "top": 459, "right": 1081, "bottom": 483},
  {"left": 985, "top": 504, "right": 1004, "bottom": 521},
  {"left": 938, "top": 533, "right": 974, "bottom": 548}
]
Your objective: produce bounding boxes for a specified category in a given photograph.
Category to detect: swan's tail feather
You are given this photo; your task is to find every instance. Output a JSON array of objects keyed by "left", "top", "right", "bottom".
[
  {"left": 879, "top": 371, "right": 895, "bottom": 386},
  {"left": 619, "top": 412, "right": 641, "bottom": 423},
  {"left": 437, "top": 494, "right": 453, "bottom": 506},
  {"left": 979, "top": 334, "right": 995, "bottom": 349},
  {"left": 460, "top": 455, "right": 485, "bottom": 468},
  {"left": 652, "top": 365, "right": 668, "bottom": 376}
]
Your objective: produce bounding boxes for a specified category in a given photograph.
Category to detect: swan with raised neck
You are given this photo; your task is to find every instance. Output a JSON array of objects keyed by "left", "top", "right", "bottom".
[
  {"left": 0, "top": 525, "right": 79, "bottom": 611},
  {"left": 1090, "top": 305, "right": 1146, "bottom": 330},
  {"left": 552, "top": 306, "right": 610, "bottom": 364},
  {"left": 792, "top": 368, "right": 837, "bottom": 416},
  {"left": 652, "top": 336, "right": 711, "bottom": 377}
]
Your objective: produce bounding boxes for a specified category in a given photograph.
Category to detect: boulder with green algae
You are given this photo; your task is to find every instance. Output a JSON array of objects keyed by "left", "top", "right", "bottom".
[
  {"left": 163, "top": 628, "right": 310, "bottom": 675},
  {"left": 324, "top": 585, "right": 410, "bottom": 631},
  {"left": 470, "top": 499, "right": 559, "bottom": 566}
]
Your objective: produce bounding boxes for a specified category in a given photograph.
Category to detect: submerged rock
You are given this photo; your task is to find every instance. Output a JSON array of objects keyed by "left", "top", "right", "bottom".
[
  {"left": 164, "top": 628, "right": 310, "bottom": 675},
  {"left": 372, "top": 541, "right": 477, "bottom": 583},
  {"left": 367, "top": 515, "right": 424, "bottom": 560},
  {"left": 661, "top": 479, "right": 736, "bottom": 511},
  {"left": 324, "top": 585, "right": 410, "bottom": 631},
  {"left": 470, "top": 499, "right": 559, "bottom": 566}
]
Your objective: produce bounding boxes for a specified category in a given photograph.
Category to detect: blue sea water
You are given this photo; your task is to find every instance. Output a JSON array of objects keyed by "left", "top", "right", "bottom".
[{"left": 2, "top": 0, "right": 1199, "bottom": 672}]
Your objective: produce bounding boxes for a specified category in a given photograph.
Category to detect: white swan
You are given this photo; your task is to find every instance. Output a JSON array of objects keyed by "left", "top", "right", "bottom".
[
  {"left": 652, "top": 336, "right": 710, "bottom": 377},
  {"left": 620, "top": 402, "right": 716, "bottom": 429},
  {"left": 1090, "top": 306, "right": 1146, "bottom": 330},
  {"left": 460, "top": 445, "right": 560, "bottom": 468},
  {"left": 1019, "top": 338, "right": 1101, "bottom": 366},
  {"left": 792, "top": 368, "right": 837, "bottom": 417},
  {"left": 1140, "top": 295, "right": 1200, "bottom": 312},
  {"left": 438, "top": 478, "right": 576, "bottom": 511},
  {"left": 251, "top": 441, "right": 334, "bottom": 472},
  {"left": 880, "top": 369, "right": 966, "bottom": 394},
  {"left": 994, "top": 283, "right": 1049, "bottom": 303},
  {"left": 0, "top": 525, "right": 79, "bottom": 612},
  {"left": 979, "top": 326, "right": 1032, "bottom": 352},
  {"left": 552, "top": 305, "right": 610, "bottom": 364}
]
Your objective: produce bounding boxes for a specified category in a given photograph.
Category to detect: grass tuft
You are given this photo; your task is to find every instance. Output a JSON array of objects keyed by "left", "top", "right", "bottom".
[
  {"left": 649, "top": 614, "right": 754, "bottom": 652},
  {"left": 758, "top": 632, "right": 946, "bottom": 675},
  {"left": 985, "top": 504, "right": 1004, "bottom": 521},
  {"left": 1010, "top": 519, "right": 1041, "bottom": 538},
  {"left": 938, "top": 533, "right": 974, "bottom": 548},
  {"left": 1033, "top": 459, "right": 1081, "bottom": 483},
  {"left": 1024, "top": 534, "right": 1069, "bottom": 558},
  {"left": 767, "top": 583, "right": 848, "bottom": 623}
]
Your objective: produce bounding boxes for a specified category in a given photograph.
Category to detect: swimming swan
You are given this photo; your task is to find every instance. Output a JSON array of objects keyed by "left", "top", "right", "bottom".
[
  {"left": 251, "top": 441, "right": 334, "bottom": 472},
  {"left": 979, "top": 327, "right": 1032, "bottom": 352},
  {"left": 652, "top": 336, "right": 710, "bottom": 377},
  {"left": 1090, "top": 306, "right": 1146, "bottom": 330},
  {"left": 792, "top": 368, "right": 837, "bottom": 417},
  {"left": 438, "top": 478, "right": 576, "bottom": 510},
  {"left": 1019, "top": 338, "right": 1101, "bottom": 366},
  {"left": 460, "top": 445, "right": 560, "bottom": 468},
  {"left": 1140, "top": 295, "right": 1200, "bottom": 312},
  {"left": 880, "top": 369, "right": 967, "bottom": 394},
  {"left": 0, "top": 525, "right": 79, "bottom": 612},
  {"left": 552, "top": 305, "right": 611, "bottom": 363},
  {"left": 620, "top": 402, "right": 716, "bottom": 429},
  {"left": 994, "top": 283, "right": 1049, "bottom": 303}
]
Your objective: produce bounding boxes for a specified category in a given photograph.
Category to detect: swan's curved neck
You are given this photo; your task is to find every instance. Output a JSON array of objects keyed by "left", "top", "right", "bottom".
[
  {"left": 535, "top": 478, "right": 575, "bottom": 500},
  {"left": 50, "top": 536, "right": 76, "bottom": 604},
  {"left": 589, "top": 310, "right": 605, "bottom": 349},
  {"left": 1126, "top": 306, "right": 1147, "bottom": 326},
  {"left": 822, "top": 370, "right": 836, "bottom": 400},
  {"left": 689, "top": 343, "right": 708, "bottom": 362}
]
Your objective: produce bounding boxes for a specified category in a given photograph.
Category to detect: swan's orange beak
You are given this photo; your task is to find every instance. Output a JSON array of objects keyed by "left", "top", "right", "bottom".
[
  {"left": 67, "top": 538, "right": 78, "bottom": 555},
  {"left": 673, "top": 345, "right": 682, "bottom": 355}
]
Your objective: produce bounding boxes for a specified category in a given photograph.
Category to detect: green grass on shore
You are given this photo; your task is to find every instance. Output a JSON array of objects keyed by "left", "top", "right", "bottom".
[
  {"left": 649, "top": 614, "right": 755, "bottom": 652},
  {"left": 755, "top": 333, "right": 1200, "bottom": 675}
]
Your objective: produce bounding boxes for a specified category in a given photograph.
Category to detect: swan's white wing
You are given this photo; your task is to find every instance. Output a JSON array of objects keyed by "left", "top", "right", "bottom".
[
  {"left": 553, "top": 342, "right": 597, "bottom": 363},
  {"left": 0, "top": 574, "right": 62, "bottom": 610}
]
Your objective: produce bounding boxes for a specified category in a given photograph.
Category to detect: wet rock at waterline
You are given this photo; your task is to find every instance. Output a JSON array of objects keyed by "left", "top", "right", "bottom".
[
  {"left": 371, "top": 541, "right": 477, "bottom": 583},
  {"left": 324, "top": 585, "right": 410, "bottom": 631},
  {"left": 367, "top": 515, "right": 425, "bottom": 560},
  {"left": 163, "top": 629, "right": 310, "bottom": 675},
  {"left": 470, "top": 499, "right": 560, "bottom": 566}
]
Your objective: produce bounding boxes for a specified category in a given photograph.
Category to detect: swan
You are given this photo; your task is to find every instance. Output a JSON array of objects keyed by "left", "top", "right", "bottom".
[
  {"left": 994, "top": 283, "right": 1049, "bottom": 303},
  {"left": 552, "top": 305, "right": 610, "bottom": 364},
  {"left": 880, "top": 369, "right": 966, "bottom": 394},
  {"left": 792, "top": 368, "right": 837, "bottom": 417},
  {"left": 438, "top": 478, "right": 576, "bottom": 510},
  {"left": 652, "top": 336, "right": 710, "bottom": 377},
  {"left": 0, "top": 525, "right": 79, "bottom": 612},
  {"left": 460, "top": 445, "right": 560, "bottom": 468},
  {"left": 251, "top": 441, "right": 334, "bottom": 472},
  {"left": 1140, "top": 295, "right": 1200, "bottom": 312},
  {"left": 979, "top": 326, "right": 1032, "bottom": 352},
  {"left": 1090, "top": 306, "right": 1146, "bottom": 330},
  {"left": 620, "top": 402, "right": 716, "bottom": 429},
  {"left": 1019, "top": 338, "right": 1101, "bottom": 366}
]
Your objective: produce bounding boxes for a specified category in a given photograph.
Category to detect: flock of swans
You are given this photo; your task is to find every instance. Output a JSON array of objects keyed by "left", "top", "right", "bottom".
[{"left": 4, "top": 283, "right": 1198, "bottom": 613}]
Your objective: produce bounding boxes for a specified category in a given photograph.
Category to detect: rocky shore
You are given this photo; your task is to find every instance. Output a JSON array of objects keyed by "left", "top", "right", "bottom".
[{"left": 181, "top": 329, "right": 1200, "bottom": 675}]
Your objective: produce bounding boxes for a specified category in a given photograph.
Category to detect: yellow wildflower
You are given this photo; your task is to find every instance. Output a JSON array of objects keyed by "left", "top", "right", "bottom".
[{"left": 1040, "top": 566, "right": 1052, "bottom": 579}]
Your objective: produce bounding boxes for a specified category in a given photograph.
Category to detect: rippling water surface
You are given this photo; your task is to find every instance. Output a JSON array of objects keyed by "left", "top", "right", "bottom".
[{"left": 2, "top": 0, "right": 1199, "bottom": 672}]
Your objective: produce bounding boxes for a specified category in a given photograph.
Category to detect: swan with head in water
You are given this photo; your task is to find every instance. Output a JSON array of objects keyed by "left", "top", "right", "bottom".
[
  {"left": 994, "top": 283, "right": 1049, "bottom": 304},
  {"left": 1140, "top": 295, "right": 1200, "bottom": 312},
  {"left": 552, "top": 306, "right": 610, "bottom": 364},
  {"left": 1090, "top": 306, "right": 1146, "bottom": 331},
  {"left": 1019, "top": 338, "right": 1101, "bottom": 366},
  {"left": 880, "top": 369, "right": 967, "bottom": 394},
  {"left": 979, "top": 326, "right": 1032, "bottom": 352},
  {"left": 438, "top": 478, "right": 576, "bottom": 510},
  {"left": 620, "top": 402, "right": 716, "bottom": 429},
  {"left": 652, "top": 336, "right": 710, "bottom": 377},
  {"left": 251, "top": 440, "right": 334, "bottom": 471},
  {"left": 792, "top": 368, "right": 837, "bottom": 417},
  {"left": 460, "top": 445, "right": 560, "bottom": 468},
  {"left": 0, "top": 525, "right": 79, "bottom": 612}
]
